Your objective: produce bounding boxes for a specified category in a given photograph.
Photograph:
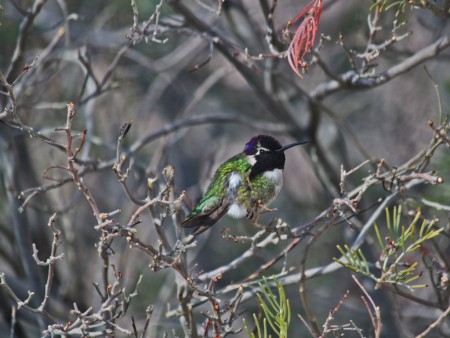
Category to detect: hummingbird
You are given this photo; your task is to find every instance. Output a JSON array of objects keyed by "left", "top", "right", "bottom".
[{"left": 181, "top": 135, "right": 307, "bottom": 235}]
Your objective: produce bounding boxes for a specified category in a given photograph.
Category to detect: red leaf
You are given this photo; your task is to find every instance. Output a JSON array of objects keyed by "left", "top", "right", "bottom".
[{"left": 287, "top": 0, "right": 323, "bottom": 78}]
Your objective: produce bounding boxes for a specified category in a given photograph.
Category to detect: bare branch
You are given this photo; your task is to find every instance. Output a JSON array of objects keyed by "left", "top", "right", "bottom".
[{"left": 311, "top": 36, "right": 450, "bottom": 99}]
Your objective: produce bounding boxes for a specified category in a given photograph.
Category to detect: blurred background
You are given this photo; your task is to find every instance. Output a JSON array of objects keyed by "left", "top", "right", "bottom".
[{"left": 1, "top": 0, "right": 449, "bottom": 337}]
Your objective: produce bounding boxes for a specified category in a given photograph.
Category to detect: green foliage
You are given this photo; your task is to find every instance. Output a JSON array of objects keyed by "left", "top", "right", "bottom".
[
  {"left": 370, "top": 0, "right": 413, "bottom": 14},
  {"left": 335, "top": 206, "right": 444, "bottom": 290},
  {"left": 243, "top": 276, "right": 291, "bottom": 338},
  {"left": 370, "top": 0, "right": 415, "bottom": 25}
]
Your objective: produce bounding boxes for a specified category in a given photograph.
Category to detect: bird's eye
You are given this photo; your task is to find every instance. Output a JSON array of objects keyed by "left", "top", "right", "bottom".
[{"left": 259, "top": 149, "right": 268, "bottom": 154}]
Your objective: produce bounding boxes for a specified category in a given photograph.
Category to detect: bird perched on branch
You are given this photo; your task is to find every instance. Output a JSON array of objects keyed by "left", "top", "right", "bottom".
[{"left": 181, "top": 135, "right": 307, "bottom": 235}]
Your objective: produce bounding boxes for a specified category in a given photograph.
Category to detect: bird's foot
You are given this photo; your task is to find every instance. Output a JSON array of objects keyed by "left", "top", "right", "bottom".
[
  {"left": 247, "top": 201, "right": 277, "bottom": 230},
  {"left": 247, "top": 209, "right": 262, "bottom": 227},
  {"left": 259, "top": 204, "right": 277, "bottom": 214}
]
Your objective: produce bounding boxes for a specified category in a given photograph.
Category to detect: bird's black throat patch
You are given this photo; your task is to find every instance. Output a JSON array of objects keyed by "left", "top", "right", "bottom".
[{"left": 249, "top": 152, "right": 285, "bottom": 180}]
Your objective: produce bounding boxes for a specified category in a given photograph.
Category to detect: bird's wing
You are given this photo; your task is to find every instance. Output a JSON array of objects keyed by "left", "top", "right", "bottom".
[
  {"left": 181, "top": 170, "right": 244, "bottom": 234},
  {"left": 180, "top": 194, "right": 229, "bottom": 235},
  {"left": 182, "top": 203, "right": 230, "bottom": 235}
]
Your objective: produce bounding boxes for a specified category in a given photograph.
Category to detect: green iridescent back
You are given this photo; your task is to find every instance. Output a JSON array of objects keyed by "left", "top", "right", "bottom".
[{"left": 188, "top": 153, "right": 251, "bottom": 217}]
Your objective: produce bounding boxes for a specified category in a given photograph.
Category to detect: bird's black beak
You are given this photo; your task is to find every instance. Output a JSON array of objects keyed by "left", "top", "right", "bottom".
[{"left": 276, "top": 140, "right": 308, "bottom": 152}]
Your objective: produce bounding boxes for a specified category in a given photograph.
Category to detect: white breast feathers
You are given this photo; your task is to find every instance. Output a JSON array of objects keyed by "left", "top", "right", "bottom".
[
  {"left": 263, "top": 168, "right": 283, "bottom": 197},
  {"left": 227, "top": 172, "right": 242, "bottom": 191},
  {"left": 226, "top": 172, "right": 247, "bottom": 218},
  {"left": 227, "top": 203, "right": 248, "bottom": 218}
]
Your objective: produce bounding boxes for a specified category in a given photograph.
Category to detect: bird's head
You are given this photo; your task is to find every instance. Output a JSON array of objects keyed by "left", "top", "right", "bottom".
[{"left": 243, "top": 135, "right": 307, "bottom": 179}]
